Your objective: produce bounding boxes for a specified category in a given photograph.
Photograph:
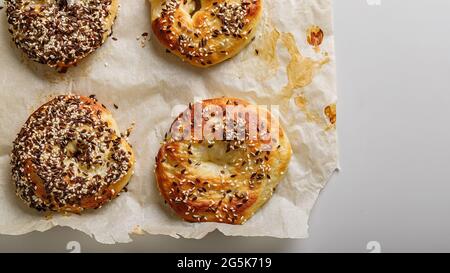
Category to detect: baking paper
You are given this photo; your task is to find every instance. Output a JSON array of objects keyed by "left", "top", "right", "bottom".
[{"left": 0, "top": 0, "right": 338, "bottom": 244}]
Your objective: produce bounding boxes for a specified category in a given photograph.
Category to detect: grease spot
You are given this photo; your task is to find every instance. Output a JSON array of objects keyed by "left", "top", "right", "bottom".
[
  {"left": 324, "top": 103, "right": 337, "bottom": 127},
  {"left": 295, "top": 95, "right": 336, "bottom": 130},
  {"left": 307, "top": 25, "right": 324, "bottom": 52},
  {"left": 281, "top": 33, "right": 329, "bottom": 98},
  {"left": 294, "top": 94, "right": 322, "bottom": 124},
  {"left": 235, "top": 26, "right": 280, "bottom": 80},
  {"left": 256, "top": 28, "right": 280, "bottom": 70},
  {"left": 294, "top": 95, "right": 308, "bottom": 109}
]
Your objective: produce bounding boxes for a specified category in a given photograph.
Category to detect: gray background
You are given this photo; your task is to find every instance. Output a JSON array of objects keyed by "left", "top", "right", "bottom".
[{"left": 1, "top": 0, "right": 450, "bottom": 252}]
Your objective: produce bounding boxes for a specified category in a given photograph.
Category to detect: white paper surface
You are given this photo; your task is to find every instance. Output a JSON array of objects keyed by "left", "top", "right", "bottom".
[{"left": 0, "top": 0, "right": 338, "bottom": 244}]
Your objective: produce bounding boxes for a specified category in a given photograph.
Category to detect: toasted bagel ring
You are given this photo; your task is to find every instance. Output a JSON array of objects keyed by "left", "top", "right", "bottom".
[
  {"left": 6, "top": 0, "right": 118, "bottom": 71},
  {"left": 155, "top": 98, "right": 292, "bottom": 224},
  {"left": 11, "top": 95, "right": 135, "bottom": 213},
  {"left": 150, "top": 0, "right": 263, "bottom": 67}
]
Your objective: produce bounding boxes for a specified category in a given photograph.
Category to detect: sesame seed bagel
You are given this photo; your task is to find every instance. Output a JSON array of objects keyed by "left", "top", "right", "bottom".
[
  {"left": 11, "top": 95, "right": 135, "bottom": 213},
  {"left": 5, "top": 0, "right": 119, "bottom": 71},
  {"left": 150, "top": 0, "right": 263, "bottom": 67},
  {"left": 155, "top": 98, "right": 292, "bottom": 224}
]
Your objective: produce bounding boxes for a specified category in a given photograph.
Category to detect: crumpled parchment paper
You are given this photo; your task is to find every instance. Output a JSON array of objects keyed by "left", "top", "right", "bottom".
[{"left": 0, "top": 0, "right": 338, "bottom": 244}]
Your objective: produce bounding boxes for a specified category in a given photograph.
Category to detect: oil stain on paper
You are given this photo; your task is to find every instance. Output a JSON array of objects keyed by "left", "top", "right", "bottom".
[
  {"left": 254, "top": 28, "right": 281, "bottom": 72},
  {"left": 307, "top": 25, "right": 324, "bottom": 52},
  {"left": 287, "top": 25, "right": 336, "bottom": 130},
  {"left": 249, "top": 24, "right": 335, "bottom": 130},
  {"left": 280, "top": 32, "right": 329, "bottom": 99},
  {"left": 324, "top": 103, "right": 337, "bottom": 129}
]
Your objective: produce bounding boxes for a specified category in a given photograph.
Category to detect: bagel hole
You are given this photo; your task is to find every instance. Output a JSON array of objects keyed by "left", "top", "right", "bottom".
[
  {"left": 58, "top": 0, "right": 68, "bottom": 7},
  {"left": 57, "top": 0, "right": 81, "bottom": 8},
  {"left": 65, "top": 141, "right": 92, "bottom": 166},
  {"left": 197, "top": 142, "right": 237, "bottom": 170},
  {"left": 65, "top": 141, "right": 81, "bottom": 158},
  {"left": 189, "top": 0, "right": 202, "bottom": 17}
]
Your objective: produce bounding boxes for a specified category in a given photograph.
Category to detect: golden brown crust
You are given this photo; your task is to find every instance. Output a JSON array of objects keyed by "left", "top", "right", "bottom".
[
  {"left": 6, "top": 0, "right": 119, "bottom": 71},
  {"left": 155, "top": 97, "right": 292, "bottom": 224},
  {"left": 150, "top": 0, "right": 263, "bottom": 67},
  {"left": 11, "top": 95, "right": 135, "bottom": 213}
]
